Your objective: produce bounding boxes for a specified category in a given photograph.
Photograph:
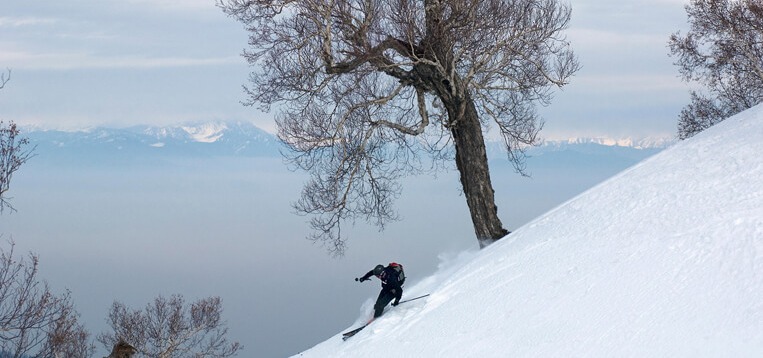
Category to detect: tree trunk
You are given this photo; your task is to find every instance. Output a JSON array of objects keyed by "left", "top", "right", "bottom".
[{"left": 450, "top": 95, "right": 510, "bottom": 248}]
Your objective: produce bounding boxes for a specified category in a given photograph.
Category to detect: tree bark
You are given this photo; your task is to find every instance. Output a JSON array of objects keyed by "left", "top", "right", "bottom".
[{"left": 450, "top": 95, "right": 510, "bottom": 248}]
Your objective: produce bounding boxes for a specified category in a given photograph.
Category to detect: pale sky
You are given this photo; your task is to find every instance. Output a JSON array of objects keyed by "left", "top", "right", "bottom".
[{"left": 1, "top": 0, "right": 691, "bottom": 139}]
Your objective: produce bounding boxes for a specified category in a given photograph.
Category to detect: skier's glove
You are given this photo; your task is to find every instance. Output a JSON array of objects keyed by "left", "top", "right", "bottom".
[
  {"left": 356, "top": 277, "right": 368, "bottom": 282},
  {"left": 392, "top": 300, "right": 400, "bottom": 306}
]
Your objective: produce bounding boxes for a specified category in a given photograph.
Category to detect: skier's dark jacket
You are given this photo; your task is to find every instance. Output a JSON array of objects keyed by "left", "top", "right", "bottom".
[{"left": 360, "top": 266, "right": 403, "bottom": 301}]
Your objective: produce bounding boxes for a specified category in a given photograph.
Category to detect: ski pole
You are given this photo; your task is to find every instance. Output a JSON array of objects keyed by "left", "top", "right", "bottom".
[{"left": 398, "top": 294, "right": 430, "bottom": 304}]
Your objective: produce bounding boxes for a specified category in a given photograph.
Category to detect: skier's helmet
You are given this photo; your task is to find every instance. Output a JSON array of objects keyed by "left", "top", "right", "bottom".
[{"left": 373, "top": 264, "right": 384, "bottom": 276}]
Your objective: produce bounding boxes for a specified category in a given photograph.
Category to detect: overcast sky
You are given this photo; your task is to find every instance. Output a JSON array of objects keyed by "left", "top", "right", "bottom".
[{"left": 1, "top": 0, "right": 691, "bottom": 139}]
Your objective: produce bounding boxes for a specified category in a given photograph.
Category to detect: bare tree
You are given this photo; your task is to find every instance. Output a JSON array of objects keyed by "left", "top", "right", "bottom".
[
  {"left": 0, "top": 122, "right": 35, "bottom": 213},
  {"left": 0, "top": 70, "right": 84, "bottom": 357},
  {"left": 41, "top": 303, "right": 96, "bottom": 358},
  {"left": 0, "top": 69, "right": 9, "bottom": 90},
  {"left": 0, "top": 241, "right": 94, "bottom": 358},
  {"left": 219, "top": 0, "right": 579, "bottom": 253},
  {"left": 97, "top": 295, "right": 241, "bottom": 358},
  {"left": 669, "top": 0, "right": 763, "bottom": 139},
  {"left": 0, "top": 69, "right": 36, "bottom": 213}
]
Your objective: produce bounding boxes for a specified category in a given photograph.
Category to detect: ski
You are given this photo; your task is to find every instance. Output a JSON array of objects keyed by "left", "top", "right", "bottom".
[
  {"left": 341, "top": 325, "right": 368, "bottom": 340},
  {"left": 341, "top": 293, "right": 430, "bottom": 341}
]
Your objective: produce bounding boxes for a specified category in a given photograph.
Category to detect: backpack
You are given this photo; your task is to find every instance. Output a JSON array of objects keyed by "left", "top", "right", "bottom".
[{"left": 389, "top": 262, "right": 405, "bottom": 286}]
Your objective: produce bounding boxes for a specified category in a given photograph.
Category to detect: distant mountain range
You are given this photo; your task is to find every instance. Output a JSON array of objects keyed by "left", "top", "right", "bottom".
[
  {"left": 539, "top": 136, "right": 675, "bottom": 150},
  {"left": 22, "top": 121, "right": 674, "bottom": 163},
  {"left": 24, "top": 121, "right": 281, "bottom": 162}
]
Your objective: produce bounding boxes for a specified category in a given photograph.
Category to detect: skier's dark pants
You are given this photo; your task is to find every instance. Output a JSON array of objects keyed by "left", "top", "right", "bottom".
[{"left": 373, "top": 289, "right": 397, "bottom": 318}]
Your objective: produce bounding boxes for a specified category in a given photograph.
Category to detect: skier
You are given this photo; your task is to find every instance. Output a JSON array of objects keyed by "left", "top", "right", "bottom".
[{"left": 356, "top": 263, "right": 405, "bottom": 318}]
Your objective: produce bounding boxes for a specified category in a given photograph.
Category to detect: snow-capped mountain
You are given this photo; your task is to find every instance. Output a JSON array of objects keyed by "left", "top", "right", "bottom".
[
  {"left": 483, "top": 136, "right": 672, "bottom": 166},
  {"left": 544, "top": 136, "right": 675, "bottom": 149},
  {"left": 295, "top": 105, "right": 763, "bottom": 357},
  {"left": 24, "top": 121, "right": 281, "bottom": 161}
]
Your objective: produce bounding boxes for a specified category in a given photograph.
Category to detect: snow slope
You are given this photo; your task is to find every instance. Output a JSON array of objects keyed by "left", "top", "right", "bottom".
[{"left": 293, "top": 104, "right": 763, "bottom": 357}]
